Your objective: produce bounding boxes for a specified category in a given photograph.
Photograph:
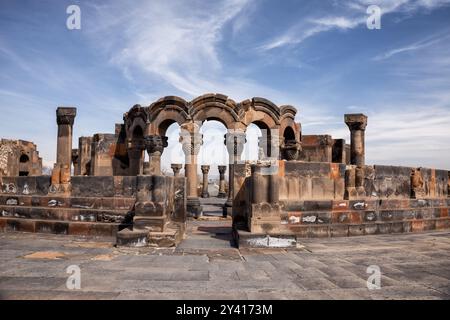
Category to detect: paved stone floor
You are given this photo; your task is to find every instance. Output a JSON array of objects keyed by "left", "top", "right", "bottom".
[{"left": 1, "top": 225, "right": 450, "bottom": 300}]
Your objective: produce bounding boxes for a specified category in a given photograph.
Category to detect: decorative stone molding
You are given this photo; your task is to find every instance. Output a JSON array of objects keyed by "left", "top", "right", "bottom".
[
  {"left": 180, "top": 132, "right": 203, "bottom": 156},
  {"left": 171, "top": 163, "right": 182, "bottom": 177},
  {"left": 144, "top": 135, "right": 168, "bottom": 156},
  {"left": 411, "top": 168, "right": 425, "bottom": 198},
  {"left": 56, "top": 107, "right": 77, "bottom": 126}
]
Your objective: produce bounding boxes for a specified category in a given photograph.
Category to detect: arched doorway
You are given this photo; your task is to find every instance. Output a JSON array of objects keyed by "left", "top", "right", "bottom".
[
  {"left": 198, "top": 120, "right": 229, "bottom": 198},
  {"left": 19, "top": 154, "right": 30, "bottom": 176},
  {"left": 160, "top": 121, "right": 184, "bottom": 176}
]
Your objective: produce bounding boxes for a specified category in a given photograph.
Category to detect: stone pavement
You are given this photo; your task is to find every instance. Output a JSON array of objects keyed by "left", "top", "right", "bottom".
[{"left": 1, "top": 226, "right": 450, "bottom": 300}]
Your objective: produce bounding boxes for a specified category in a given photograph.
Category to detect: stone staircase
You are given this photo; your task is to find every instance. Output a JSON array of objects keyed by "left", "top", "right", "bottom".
[{"left": 0, "top": 194, "right": 135, "bottom": 237}]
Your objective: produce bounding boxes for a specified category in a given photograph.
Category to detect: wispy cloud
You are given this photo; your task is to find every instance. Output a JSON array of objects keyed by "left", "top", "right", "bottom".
[
  {"left": 373, "top": 32, "right": 450, "bottom": 60},
  {"left": 86, "top": 0, "right": 271, "bottom": 100},
  {"left": 258, "top": 0, "right": 450, "bottom": 51}
]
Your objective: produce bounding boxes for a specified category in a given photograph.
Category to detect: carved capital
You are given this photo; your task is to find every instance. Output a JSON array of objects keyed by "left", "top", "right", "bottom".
[
  {"left": 171, "top": 163, "right": 182, "bottom": 176},
  {"left": 201, "top": 165, "right": 210, "bottom": 174},
  {"left": 281, "top": 140, "right": 301, "bottom": 160},
  {"left": 180, "top": 132, "right": 203, "bottom": 156},
  {"left": 144, "top": 135, "right": 168, "bottom": 156},
  {"left": 224, "top": 132, "right": 246, "bottom": 157},
  {"left": 56, "top": 107, "right": 77, "bottom": 126},
  {"left": 71, "top": 149, "right": 79, "bottom": 163},
  {"left": 345, "top": 114, "right": 368, "bottom": 131},
  {"left": 218, "top": 165, "right": 227, "bottom": 175}
]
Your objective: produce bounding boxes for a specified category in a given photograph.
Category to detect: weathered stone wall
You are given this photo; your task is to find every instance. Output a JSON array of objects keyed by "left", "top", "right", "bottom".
[
  {"left": 279, "top": 162, "right": 346, "bottom": 201},
  {"left": 0, "top": 139, "right": 42, "bottom": 177},
  {"left": 299, "top": 135, "right": 333, "bottom": 162},
  {"left": 236, "top": 161, "right": 450, "bottom": 238},
  {"left": 0, "top": 176, "right": 51, "bottom": 195}
]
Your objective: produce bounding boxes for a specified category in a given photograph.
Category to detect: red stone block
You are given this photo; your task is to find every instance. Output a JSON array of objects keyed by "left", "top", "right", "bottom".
[
  {"left": 0, "top": 218, "right": 7, "bottom": 231},
  {"left": 68, "top": 222, "right": 90, "bottom": 236},
  {"left": 435, "top": 218, "right": 450, "bottom": 230},
  {"left": 411, "top": 220, "right": 424, "bottom": 232},
  {"left": 332, "top": 201, "right": 349, "bottom": 211},
  {"left": 440, "top": 208, "right": 449, "bottom": 217}
]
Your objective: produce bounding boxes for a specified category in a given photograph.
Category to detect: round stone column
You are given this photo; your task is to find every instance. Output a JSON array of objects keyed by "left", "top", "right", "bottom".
[
  {"left": 127, "top": 143, "right": 144, "bottom": 176},
  {"left": 201, "top": 165, "right": 210, "bottom": 198},
  {"left": 144, "top": 135, "right": 168, "bottom": 175},
  {"left": 217, "top": 165, "right": 227, "bottom": 198},
  {"left": 56, "top": 107, "right": 76, "bottom": 171},
  {"left": 180, "top": 129, "right": 203, "bottom": 217},
  {"left": 344, "top": 114, "right": 368, "bottom": 167},
  {"left": 224, "top": 131, "right": 246, "bottom": 216}
]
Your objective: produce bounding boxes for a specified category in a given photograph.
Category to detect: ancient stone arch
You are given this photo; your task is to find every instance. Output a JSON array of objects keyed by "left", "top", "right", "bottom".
[{"left": 122, "top": 93, "right": 302, "bottom": 215}]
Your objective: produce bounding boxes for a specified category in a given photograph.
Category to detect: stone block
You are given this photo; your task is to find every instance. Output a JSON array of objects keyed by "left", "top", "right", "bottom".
[
  {"left": 348, "top": 225, "right": 364, "bottom": 236},
  {"left": 330, "top": 225, "right": 348, "bottom": 237},
  {"left": 377, "top": 223, "right": 392, "bottom": 234}
]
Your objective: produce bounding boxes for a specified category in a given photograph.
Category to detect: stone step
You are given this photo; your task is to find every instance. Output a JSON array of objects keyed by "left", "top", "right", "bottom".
[
  {"left": 0, "top": 217, "right": 124, "bottom": 237},
  {"left": 0, "top": 205, "right": 130, "bottom": 223},
  {"left": 0, "top": 194, "right": 135, "bottom": 210}
]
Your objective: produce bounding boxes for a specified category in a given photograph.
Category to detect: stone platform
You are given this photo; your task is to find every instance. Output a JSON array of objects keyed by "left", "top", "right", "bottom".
[
  {"left": 0, "top": 194, "right": 134, "bottom": 237},
  {"left": 1, "top": 230, "right": 449, "bottom": 299}
]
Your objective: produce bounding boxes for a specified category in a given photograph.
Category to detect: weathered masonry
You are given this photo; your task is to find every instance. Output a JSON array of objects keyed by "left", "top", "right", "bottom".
[{"left": 0, "top": 93, "right": 449, "bottom": 248}]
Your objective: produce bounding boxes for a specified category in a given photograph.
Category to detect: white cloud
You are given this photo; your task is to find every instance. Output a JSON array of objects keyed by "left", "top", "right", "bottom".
[{"left": 258, "top": 0, "right": 450, "bottom": 51}]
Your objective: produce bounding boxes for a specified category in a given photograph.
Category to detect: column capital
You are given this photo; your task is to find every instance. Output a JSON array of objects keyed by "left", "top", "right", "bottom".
[
  {"left": 201, "top": 165, "right": 210, "bottom": 174},
  {"left": 180, "top": 132, "right": 203, "bottom": 156},
  {"left": 56, "top": 107, "right": 77, "bottom": 126},
  {"left": 218, "top": 165, "right": 227, "bottom": 174},
  {"left": 345, "top": 114, "right": 368, "bottom": 131},
  {"left": 144, "top": 135, "right": 168, "bottom": 156},
  {"left": 281, "top": 140, "right": 301, "bottom": 161},
  {"left": 224, "top": 131, "right": 246, "bottom": 158},
  {"left": 171, "top": 163, "right": 182, "bottom": 175},
  {"left": 71, "top": 149, "right": 79, "bottom": 162}
]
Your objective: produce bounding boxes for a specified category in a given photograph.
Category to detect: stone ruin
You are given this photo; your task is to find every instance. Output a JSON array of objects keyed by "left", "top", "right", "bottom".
[
  {"left": 0, "top": 93, "right": 449, "bottom": 247},
  {"left": 0, "top": 139, "right": 42, "bottom": 177}
]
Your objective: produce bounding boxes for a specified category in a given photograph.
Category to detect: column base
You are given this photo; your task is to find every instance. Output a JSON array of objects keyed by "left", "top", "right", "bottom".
[
  {"left": 345, "top": 187, "right": 357, "bottom": 200},
  {"left": 217, "top": 192, "right": 227, "bottom": 198},
  {"left": 223, "top": 199, "right": 233, "bottom": 218},
  {"left": 187, "top": 197, "right": 202, "bottom": 218},
  {"left": 201, "top": 192, "right": 210, "bottom": 198}
]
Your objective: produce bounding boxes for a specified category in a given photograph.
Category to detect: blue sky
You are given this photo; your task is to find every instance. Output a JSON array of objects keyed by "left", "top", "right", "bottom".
[{"left": 1, "top": 0, "right": 449, "bottom": 173}]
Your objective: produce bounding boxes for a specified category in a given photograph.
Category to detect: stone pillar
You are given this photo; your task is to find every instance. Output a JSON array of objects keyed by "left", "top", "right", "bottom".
[
  {"left": 71, "top": 149, "right": 79, "bottom": 176},
  {"left": 218, "top": 165, "right": 227, "bottom": 198},
  {"left": 345, "top": 167, "right": 357, "bottom": 199},
  {"left": 144, "top": 135, "right": 168, "bottom": 176},
  {"left": 56, "top": 107, "right": 76, "bottom": 169},
  {"left": 345, "top": 114, "right": 367, "bottom": 198},
  {"left": 251, "top": 165, "right": 269, "bottom": 204},
  {"left": 344, "top": 114, "right": 368, "bottom": 167},
  {"left": 180, "top": 129, "right": 203, "bottom": 217},
  {"left": 448, "top": 171, "right": 450, "bottom": 198},
  {"left": 224, "top": 131, "right": 246, "bottom": 217},
  {"left": 127, "top": 147, "right": 143, "bottom": 175},
  {"left": 201, "top": 165, "right": 210, "bottom": 198},
  {"left": 171, "top": 164, "right": 182, "bottom": 177},
  {"left": 54, "top": 107, "right": 76, "bottom": 193}
]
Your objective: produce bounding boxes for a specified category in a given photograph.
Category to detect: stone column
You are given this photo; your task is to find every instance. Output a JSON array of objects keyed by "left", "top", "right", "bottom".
[
  {"left": 201, "top": 165, "right": 210, "bottom": 198},
  {"left": 144, "top": 135, "right": 168, "bottom": 176},
  {"left": 127, "top": 145, "right": 144, "bottom": 176},
  {"left": 71, "top": 149, "right": 79, "bottom": 176},
  {"left": 217, "top": 165, "right": 227, "bottom": 198},
  {"left": 180, "top": 129, "right": 203, "bottom": 217},
  {"left": 224, "top": 131, "right": 246, "bottom": 216},
  {"left": 56, "top": 107, "right": 76, "bottom": 170},
  {"left": 344, "top": 114, "right": 368, "bottom": 167},
  {"left": 345, "top": 114, "right": 368, "bottom": 197},
  {"left": 171, "top": 164, "right": 182, "bottom": 177}
]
